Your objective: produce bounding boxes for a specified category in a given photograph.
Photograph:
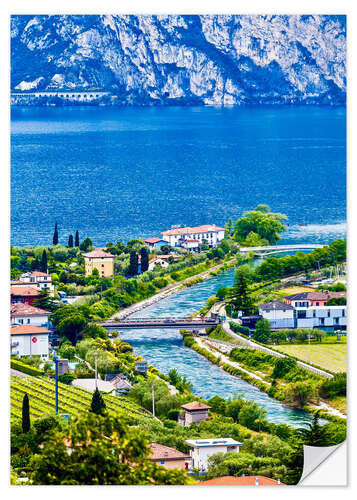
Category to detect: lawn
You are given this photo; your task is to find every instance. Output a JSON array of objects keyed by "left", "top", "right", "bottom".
[
  {"left": 274, "top": 285, "right": 316, "bottom": 297},
  {"left": 273, "top": 343, "right": 347, "bottom": 373}
]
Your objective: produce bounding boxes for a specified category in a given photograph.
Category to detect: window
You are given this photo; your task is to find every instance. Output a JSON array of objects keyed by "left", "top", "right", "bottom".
[
  {"left": 19, "top": 319, "right": 23, "bottom": 324},
  {"left": 27, "top": 319, "right": 30, "bottom": 324},
  {"left": 342, "top": 309, "right": 345, "bottom": 317},
  {"left": 334, "top": 318, "right": 339, "bottom": 325},
  {"left": 313, "top": 310, "right": 316, "bottom": 318},
  {"left": 327, "top": 310, "right": 330, "bottom": 317},
  {"left": 160, "top": 461, "right": 165, "bottom": 465},
  {"left": 320, "top": 318, "right": 325, "bottom": 325},
  {"left": 316, "top": 302, "right": 320, "bottom": 306}
]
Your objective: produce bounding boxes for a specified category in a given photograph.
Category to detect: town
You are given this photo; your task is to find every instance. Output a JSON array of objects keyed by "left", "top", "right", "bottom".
[{"left": 10, "top": 209, "right": 347, "bottom": 486}]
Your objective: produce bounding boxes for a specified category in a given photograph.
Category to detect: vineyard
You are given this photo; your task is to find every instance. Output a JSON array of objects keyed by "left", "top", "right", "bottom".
[{"left": 11, "top": 375, "right": 154, "bottom": 424}]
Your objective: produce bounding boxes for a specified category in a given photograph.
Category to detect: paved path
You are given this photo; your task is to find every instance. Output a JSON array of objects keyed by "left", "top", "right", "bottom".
[{"left": 195, "top": 337, "right": 269, "bottom": 385}]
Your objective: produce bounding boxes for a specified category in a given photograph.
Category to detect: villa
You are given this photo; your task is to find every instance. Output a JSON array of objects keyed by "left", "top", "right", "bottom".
[
  {"left": 10, "top": 285, "right": 41, "bottom": 305},
  {"left": 10, "top": 324, "right": 50, "bottom": 358},
  {"left": 11, "top": 302, "right": 51, "bottom": 329},
  {"left": 148, "top": 443, "right": 191, "bottom": 470},
  {"left": 83, "top": 249, "right": 114, "bottom": 278},
  {"left": 284, "top": 291, "right": 346, "bottom": 307},
  {"left": 185, "top": 438, "right": 243, "bottom": 472},
  {"left": 17, "top": 271, "right": 54, "bottom": 293},
  {"left": 162, "top": 225, "right": 225, "bottom": 249},
  {"left": 144, "top": 237, "right": 167, "bottom": 249}
]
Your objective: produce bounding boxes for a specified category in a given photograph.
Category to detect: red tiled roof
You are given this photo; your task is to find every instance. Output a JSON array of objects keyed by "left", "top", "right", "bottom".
[
  {"left": 199, "top": 476, "right": 285, "bottom": 486},
  {"left": 11, "top": 286, "right": 40, "bottom": 296},
  {"left": 181, "top": 401, "right": 211, "bottom": 411},
  {"left": 11, "top": 325, "right": 51, "bottom": 335},
  {"left": 144, "top": 237, "right": 165, "bottom": 244},
  {"left": 10, "top": 303, "right": 51, "bottom": 317},
  {"left": 23, "top": 271, "right": 51, "bottom": 278},
  {"left": 285, "top": 291, "right": 346, "bottom": 301},
  {"left": 82, "top": 249, "right": 114, "bottom": 258},
  {"left": 162, "top": 225, "right": 225, "bottom": 236},
  {"left": 149, "top": 442, "right": 190, "bottom": 461}
]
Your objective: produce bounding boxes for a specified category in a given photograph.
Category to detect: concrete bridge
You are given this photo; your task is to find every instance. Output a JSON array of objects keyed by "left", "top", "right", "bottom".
[
  {"left": 98, "top": 317, "right": 220, "bottom": 331},
  {"left": 239, "top": 243, "right": 323, "bottom": 257}
]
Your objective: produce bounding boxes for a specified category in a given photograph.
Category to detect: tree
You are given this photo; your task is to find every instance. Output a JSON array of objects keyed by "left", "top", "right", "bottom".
[
  {"left": 238, "top": 401, "right": 268, "bottom": 430},
  {"left": 53, "top": 222, "right": 59, "bottom": 245},
  {"left": 224, "top": 217, "right": 234, "bottom": 237},
  {"left": 22, "top": 393, "right": 30, "bottom": 433},
  {"left": 75, "top": 230, "right": 79, "bottom": 247},
  {"left": 80, "top": 237, "right": 93, "bottom": 252},
  {"left": 29, "top": 413, "right": 194, "bottom": 485},
  {"left": 57, "top": 312, "right": 88, "bottom": 345},
  {"left": 298, "top": 411, "right": 331, "bottom": 446},
  {"left": 284, "top": 381, "right": 318, "bottom": 407},
  {"left": 253, "top": 319, "right": 271, "bottom": 344},
  {"left": 128, "top": 250, "right": 139, "bottom": 276},
  {"left": 59, "top": 343, "right": 76, "bottom": 360},
  {"left": 140, "top": 247, "right": 149, "bottom": 273},
  {"left": 272, "top": 357, "right": 297, "bottom": 379},
  {"left": 233, "top": 205, "right": 287, "bottom": 245},
  {"left": 68, "top": 234, "right": 74, "bottom": 248},
  {"left": 32, "top": 289, "right": 58, "bottom": 312},
  {"left": 227, "top": 268, "right": 254, "bottom": 315},
  {"left": 90, "top": 388, "right": 106, "bottom": 415},
  {"left": 40, "top": 250, "right": 48, "bottom": 273}
]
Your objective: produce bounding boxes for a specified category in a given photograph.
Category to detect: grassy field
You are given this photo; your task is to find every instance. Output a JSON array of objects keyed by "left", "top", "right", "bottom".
[
  {"left": 274, "top": 285, "right": 316, "bottom": 297},
  {"left": 273, "top": 343, "right": 347, "bottom": 373}
]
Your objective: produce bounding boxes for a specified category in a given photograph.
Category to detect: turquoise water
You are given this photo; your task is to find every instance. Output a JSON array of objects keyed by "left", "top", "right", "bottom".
[
  {"left": 11, "top": 105, "right": 346, "bottom": 246},
  {"left": 119, "top": 268, "right": 313, "bottom": 427}
]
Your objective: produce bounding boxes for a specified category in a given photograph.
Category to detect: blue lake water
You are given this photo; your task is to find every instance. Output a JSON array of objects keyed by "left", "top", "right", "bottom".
[
  {"left": 119, "top": 268, "right": 314, "bottom": 427},
  {"left": 11, "top": 105, "right": 346, "bottom": 247}
]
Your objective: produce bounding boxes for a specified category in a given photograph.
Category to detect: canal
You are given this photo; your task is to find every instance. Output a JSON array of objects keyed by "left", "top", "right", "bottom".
[{"left": 119, "top": 267, "right": 314, "bottom": 427}]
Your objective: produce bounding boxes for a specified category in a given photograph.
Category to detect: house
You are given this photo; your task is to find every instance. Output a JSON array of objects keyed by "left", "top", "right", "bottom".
[
  {"left": 284, "top": 291, "right": 346, "bottom": 308},
  {"left": 10, "top": 285, "right": 41, "bottom": 305},
  {"left": 72, "top": 379, "right": 115, "bottom": 393},
  {"left": 258, "top": 301, "right": 295, "bottom": 329},
  {"left": 135, "top": 360, "right": 148, "bottom": 375},
  {"left": 148, "top": 442, "right": 191, "bottom": 470},
  {"left": 148, "top": 256, "right": 170, "bottom": 271},
  {"left": 83, "top": 249, "right": 114, "bottom": 278},
  {"left": 199, "top": 475, "right": 284, "bottom": 486},
  {"left": 105, "top": 373, "right": 132, "bottom": 393},
  {"left": 295, "top": 305, "right": 346, "bottom": 331},
  {"left": 178, "top": 238, "right": 200, "bottom": 251},
  {"left": 18, "top": 271, "right": 54, "bottom": 293},
  {"left": 162, "top": 225, "right": 225, "bottom": 249},
  {"left": 11, "top": 325, "right": 50, "bottom": 358},
  {"left": 10, "top": 302, "right": 51, "bottom": 329},
  {"left": 179, "top": 401, "right": 211, "bottom": 427},
  {"left": 258, "top": 300, "right": 347, "bottom": 332},
  {"left": 144, "top": 237, "right": 167, "bottom": 249},
  {"left": 185, "top": 438, "right": 243, "bottom": 472}
]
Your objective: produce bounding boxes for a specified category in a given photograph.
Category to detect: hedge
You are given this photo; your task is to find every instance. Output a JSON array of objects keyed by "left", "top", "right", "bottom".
[{"left": 11, "top": 359, "right": 44, "bottom": 376}]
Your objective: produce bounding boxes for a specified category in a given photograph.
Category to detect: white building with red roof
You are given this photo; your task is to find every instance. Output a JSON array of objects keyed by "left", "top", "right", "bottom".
[
  {"left": 11, "top": 302, "right": 51, "bottom": 328},
  {"left": 18, "top": 271, "right": 54, "bottom": 293},
  {"left": 11, "top": 325, "right": 50, "bottom": 358},
  {"left": 162, "top": 225, "right": 225, "bottom": 249}
]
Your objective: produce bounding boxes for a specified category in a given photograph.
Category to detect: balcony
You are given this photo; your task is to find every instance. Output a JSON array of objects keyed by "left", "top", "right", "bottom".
[{"left": 11, "top": 341, "right": 19, "bottom": 348}]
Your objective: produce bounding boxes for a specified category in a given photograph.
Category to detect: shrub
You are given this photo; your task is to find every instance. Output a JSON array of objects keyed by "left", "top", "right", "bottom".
[
  {"left": 272, "top": 357, "right": 297, "bottom": 379},
  {"left": 320, "top": 373, "right": 347, "bottom": 398},
  {"left": 58, "top": 373, "right": 76, "bottom": 385},
  {"left": 11, "top": 359, "right": 44, "bottom": 376}
]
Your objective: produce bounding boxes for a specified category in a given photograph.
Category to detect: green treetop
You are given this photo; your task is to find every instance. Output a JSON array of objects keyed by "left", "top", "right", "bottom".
[
  {"left": 68, "top": 234, "right": 74, "bottom": 248},
  {"left": 233, "top": 205, "right": 287, "bottom": 245},
  {"left": 75, "top": 230, "right": 80, "bottom": 247},
  {"left": 28, "top": 412, "right": 195, "bottom": 485},
  {"left": 91, "top": 388, "right": 106, "bottom": 415},
  {"left": 22, "top": 393, "right": 31, "bottom": 433},
  {"left": 140, "top": 247, "right": 149, "bottom": 273}
]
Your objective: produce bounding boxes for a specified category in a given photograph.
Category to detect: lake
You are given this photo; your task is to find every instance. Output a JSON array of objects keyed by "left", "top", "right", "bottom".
[{"left": 11, "top": 105, "right": 346, "bottom": 246}]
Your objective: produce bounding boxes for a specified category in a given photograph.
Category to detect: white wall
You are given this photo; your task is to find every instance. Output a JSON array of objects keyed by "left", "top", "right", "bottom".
[
  {"left": 11, "top": 334, "right": 49, "bottom": 358},
  {"left": 11, "top": 314, "right": 49, "bottom": 328},
  {"left": 191, "top": 445, "right": 239, "bottom": 471}
]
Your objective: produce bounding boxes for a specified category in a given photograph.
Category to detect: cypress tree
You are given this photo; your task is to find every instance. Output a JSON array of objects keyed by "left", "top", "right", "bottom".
[
  {"left": 68, "top": 234, "right": 74, "bottom": 248},
  {"left": 140, "top": 247, "right": 149, "bottom": 273},
  {"left": 128, "top": 250, "right": 139, "bottom": 276},
  {"left": 228, "top": 268, "right": 254, "bottom": 315},
  {"left": 75, "top": 230, "right": 79, "bottom": 247},
  {"left": 91, "top": 388, "right": 106, "bottom": 415},
  {"left": 41, "top": 249, "right": 48, "bottom": 273},
  {"left": 22, "top": 393, "right": 30, "bottom": 433},
  {"left": 53, "top": 222, "right": 59, "bottom": 245}
]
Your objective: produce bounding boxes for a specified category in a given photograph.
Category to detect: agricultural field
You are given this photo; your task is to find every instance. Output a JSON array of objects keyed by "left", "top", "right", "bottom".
[
  {"left": 273, "top": 343, "right": 347, "bottom": 373},
  {"left": 274, "top": 285, "right": 316, "bottom": 297},
  {"left": 10, "top": 376, "right": 154, "bottom": 423}
]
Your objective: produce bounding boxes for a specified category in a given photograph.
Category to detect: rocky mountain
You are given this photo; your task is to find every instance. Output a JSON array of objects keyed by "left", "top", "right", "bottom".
[{"left": 10, "top": 14, "right": 346, "bottom": 105}]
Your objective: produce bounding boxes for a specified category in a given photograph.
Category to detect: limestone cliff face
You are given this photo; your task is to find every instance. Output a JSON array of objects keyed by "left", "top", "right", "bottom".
[{"left": 11, "top": 14, "right": 346, "bottom": 105}]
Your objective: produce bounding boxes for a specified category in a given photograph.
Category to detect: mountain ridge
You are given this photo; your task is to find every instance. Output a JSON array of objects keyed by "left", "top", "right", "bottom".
[{"left": 10, "top": 14, "right": 346, "bottom": 106}]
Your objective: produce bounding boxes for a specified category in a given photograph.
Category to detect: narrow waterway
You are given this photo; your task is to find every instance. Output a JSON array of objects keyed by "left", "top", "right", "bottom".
[{"left": 119, "top": 268, "right": 313, "bottom": 427}]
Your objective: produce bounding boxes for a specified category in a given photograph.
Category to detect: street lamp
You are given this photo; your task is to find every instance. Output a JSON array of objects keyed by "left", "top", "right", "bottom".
[{"left": 53, "top": 353, "right": 59, "bottom": 413}]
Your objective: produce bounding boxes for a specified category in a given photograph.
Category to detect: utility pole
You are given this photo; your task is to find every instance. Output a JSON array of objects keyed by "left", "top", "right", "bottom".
[
  {"left": 53, "top": 354, "right": 59, "bottom": 413},
  {"left": 308, "top": 332, "right": 311, "bottom": 364},
  {"left": 94, "top": 350, "right": 98, "bottom": 389},
  {"left": 152, "top": 383, "right": 155, "bottom": 418}
]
